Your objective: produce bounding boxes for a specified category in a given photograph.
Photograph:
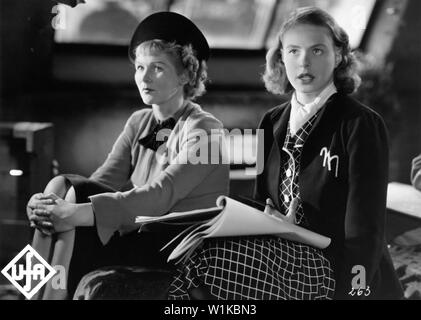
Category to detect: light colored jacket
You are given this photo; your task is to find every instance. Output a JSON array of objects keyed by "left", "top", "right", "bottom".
[{"left": 89, "top": 102, "right": 230, "bottom": 244}]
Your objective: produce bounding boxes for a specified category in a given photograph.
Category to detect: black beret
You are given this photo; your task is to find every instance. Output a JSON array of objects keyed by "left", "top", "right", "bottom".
[{"left": 129, "top": 11, "right": 210, "bottom": 63}]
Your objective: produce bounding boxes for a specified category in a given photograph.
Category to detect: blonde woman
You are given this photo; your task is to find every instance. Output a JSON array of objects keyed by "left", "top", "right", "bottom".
[{"left": 26, "top": 12, "right": 229, "bottom": 300}]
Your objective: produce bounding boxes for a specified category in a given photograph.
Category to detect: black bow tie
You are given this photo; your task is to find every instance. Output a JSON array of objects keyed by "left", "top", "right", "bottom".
[{"left": 138, "top": 117, "right": 176, "bottom": 151}]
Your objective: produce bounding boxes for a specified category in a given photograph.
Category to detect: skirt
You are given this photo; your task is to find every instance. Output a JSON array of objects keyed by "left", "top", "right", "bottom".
[
  {"left": 61, "top": 175, "right": 178, "bottom": 297},
  {"left": 168, "top": 236, "right": 335, "bottom": 300}
]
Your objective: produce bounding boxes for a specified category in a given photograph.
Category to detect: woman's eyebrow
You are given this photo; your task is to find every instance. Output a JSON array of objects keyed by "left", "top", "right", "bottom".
[
  {"left": 285, "top": 44, "right": 301, "bottom": 49},
  {"left": 135, "top": 60, "right": 169, "bottom": 66},
  {"left": 285, "top": 43, "right": 328, "bottom": 49},
  {"left": 311, "top": 43, "right": 327, "bottom": 48},
  {"left": 150, "top": 60, "right": 170, "bottom": 67}
]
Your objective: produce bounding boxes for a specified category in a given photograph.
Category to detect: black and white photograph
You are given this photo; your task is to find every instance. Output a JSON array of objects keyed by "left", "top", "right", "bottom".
[{"left": 0, "top": 0, "right": 420, "bottom": 306}]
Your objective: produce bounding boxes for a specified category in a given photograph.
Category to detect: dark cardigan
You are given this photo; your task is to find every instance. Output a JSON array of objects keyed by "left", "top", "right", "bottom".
[{"left": 254, "top": 93, "right": 403, "bottom": 299}]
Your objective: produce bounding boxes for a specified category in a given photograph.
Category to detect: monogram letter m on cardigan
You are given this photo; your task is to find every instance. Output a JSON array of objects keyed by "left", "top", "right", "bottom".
[{"left": 320, "top": 147, "right": 339, "bottom": 178}]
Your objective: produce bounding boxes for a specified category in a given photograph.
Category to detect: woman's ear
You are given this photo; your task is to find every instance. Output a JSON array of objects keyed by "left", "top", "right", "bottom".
[
  {"left": 334, "top": 50, "right": 342, "bottom": 68},
  {"left": 179, "top": 72, "right": 189, "bottom": 85}
]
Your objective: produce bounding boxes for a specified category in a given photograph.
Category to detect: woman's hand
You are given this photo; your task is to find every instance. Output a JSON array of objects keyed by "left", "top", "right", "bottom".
[
  {"left": 31, "top": 193, "right": 77, "bottom": 233},
  {"left": 27, "top": 193, "right": 56, "bottom": 236},
  {"left": 264, "top": 198, "right": 298, "bottom": 224}
]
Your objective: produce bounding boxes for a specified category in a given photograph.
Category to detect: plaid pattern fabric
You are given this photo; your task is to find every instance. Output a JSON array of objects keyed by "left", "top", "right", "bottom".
[
  {"left": 279, "top": 112, "right": 320, "bottom": 226},
  {"left": 168, "top": 237, "right": 335, "bottom": 300},
  {"left": 168, "top": 110, "right": 335, "bottom": 300}
]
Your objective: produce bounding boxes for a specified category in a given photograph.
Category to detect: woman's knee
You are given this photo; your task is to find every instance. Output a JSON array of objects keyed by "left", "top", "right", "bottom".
[
  {"left": 44, "top": 176, "right": 72, "bottom": 199},
  {"left": 64, "top": 186, "right": 76, "bottom": 203}
]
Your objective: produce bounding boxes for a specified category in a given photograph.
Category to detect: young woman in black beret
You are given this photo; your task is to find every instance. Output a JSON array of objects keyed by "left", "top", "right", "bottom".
[{"left": 26, "top": 12, "right": 229, "bottom": 299}]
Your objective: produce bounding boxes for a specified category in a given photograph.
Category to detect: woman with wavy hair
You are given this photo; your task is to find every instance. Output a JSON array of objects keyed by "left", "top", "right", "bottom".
[{"left": 169, "top": 7, "right": 403, "bottom": 300}]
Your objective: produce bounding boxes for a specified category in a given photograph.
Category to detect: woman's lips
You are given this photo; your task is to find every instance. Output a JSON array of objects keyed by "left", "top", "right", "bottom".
[{"left": 297, "top": 73, "right": 315, "bottom": 83}]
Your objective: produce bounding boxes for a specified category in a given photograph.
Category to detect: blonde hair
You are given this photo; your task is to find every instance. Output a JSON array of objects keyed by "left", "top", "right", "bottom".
[
  {"left": 134, "top": 40, "right": 208, "bottom": 100},
  {"left": 262, "top": 7, "right": 361, "bottom": 95}
]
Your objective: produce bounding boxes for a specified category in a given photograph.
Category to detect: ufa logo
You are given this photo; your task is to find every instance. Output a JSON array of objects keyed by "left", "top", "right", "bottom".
[{"left": 1, "top": 245, "right": 56, "bottom": 299}]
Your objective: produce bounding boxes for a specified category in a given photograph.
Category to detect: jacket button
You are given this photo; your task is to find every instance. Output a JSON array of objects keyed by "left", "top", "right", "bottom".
[
  {"left": 286, "top": 169, "right": 292, "bottom": 177},
  {"left": 284, "top": 194, "right": 290, "bottom": 203}
]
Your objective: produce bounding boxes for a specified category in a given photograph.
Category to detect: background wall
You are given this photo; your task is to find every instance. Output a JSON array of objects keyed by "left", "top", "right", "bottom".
[
  {"left": 1, "top": 0, "right": 420, "bottom": 182},
  {"left": 386, "top": 0, "right": 421, "bottom": 182}
]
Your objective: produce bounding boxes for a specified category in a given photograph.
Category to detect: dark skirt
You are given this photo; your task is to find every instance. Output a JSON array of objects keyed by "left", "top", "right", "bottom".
[
  {"left": 168, "top": 236, "right": 335, "bottom": 300},
  {"left": 61, "top": 175, "right": 177, "bottom": 297}
]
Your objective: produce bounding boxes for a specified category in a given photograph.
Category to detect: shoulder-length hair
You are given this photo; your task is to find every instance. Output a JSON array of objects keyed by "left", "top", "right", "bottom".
[
  {"left": 262, "top": 6, "right": 361, "bottom": 95},
  {"left": 134, "top": 40, "right": 208, "bottom": 100}
]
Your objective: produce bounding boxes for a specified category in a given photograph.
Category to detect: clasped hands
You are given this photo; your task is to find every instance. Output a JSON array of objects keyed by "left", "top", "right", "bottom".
[
  {"left": 27, "top": 193, "right": 76, "bottom": 235},
  {"left": 264, "top": 198, "right": 298, "bottom": 224}
]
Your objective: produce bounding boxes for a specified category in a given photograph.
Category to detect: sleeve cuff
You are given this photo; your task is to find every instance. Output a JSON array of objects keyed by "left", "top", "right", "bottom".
[{"left": 89, "top": 193, "right": 123, "bottom": 245}]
